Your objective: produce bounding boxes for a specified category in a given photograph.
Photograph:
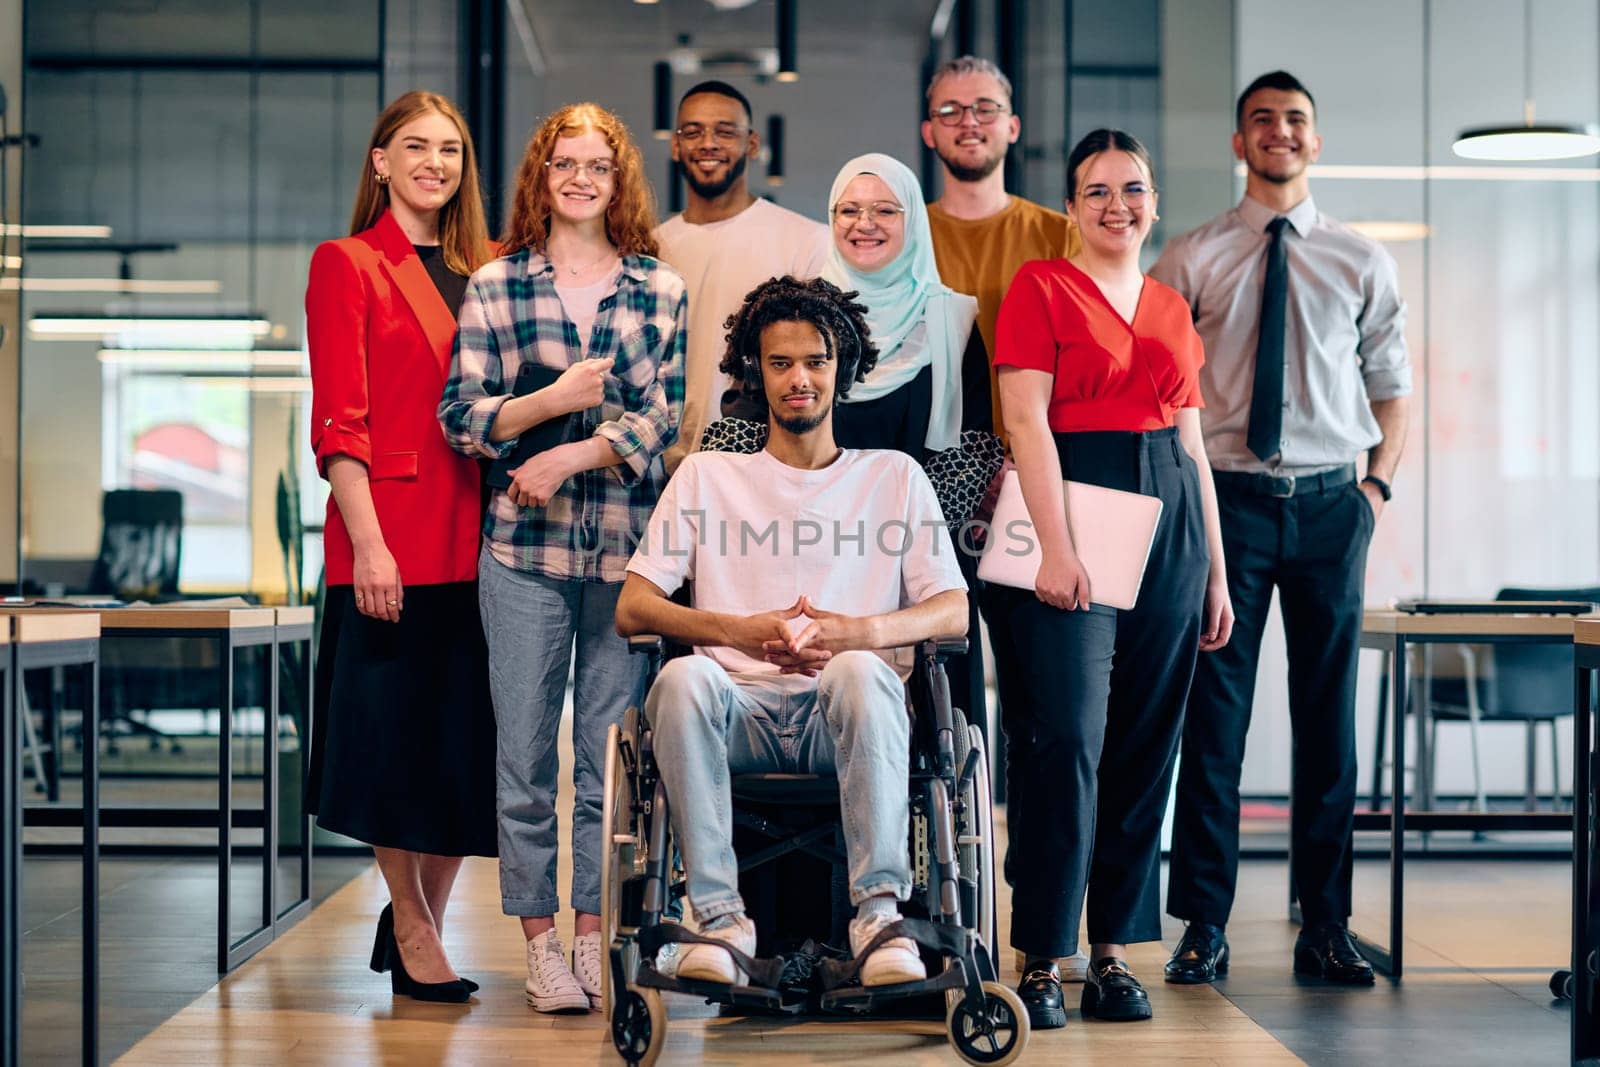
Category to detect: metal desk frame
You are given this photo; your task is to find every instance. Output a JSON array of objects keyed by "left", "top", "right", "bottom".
[
  {"left": 19, "top": 607, "right": 313, "bottom": 973},
  {"left": 1322, "top": 611, "right": 1579, "bottom": 979},
  {"left": 6, "top": 615, "right": 100, "bottom": 1067},
  {"left": 1571, "top": 620, "right": 1600, "bottom": 1065}
]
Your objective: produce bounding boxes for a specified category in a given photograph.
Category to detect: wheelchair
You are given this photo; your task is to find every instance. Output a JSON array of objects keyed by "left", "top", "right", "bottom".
[{"left": 600, "top": 634, "right": 1027, "bottom": 1066}]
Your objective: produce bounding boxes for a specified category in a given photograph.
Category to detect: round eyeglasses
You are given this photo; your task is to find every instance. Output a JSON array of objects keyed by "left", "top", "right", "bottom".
[
  {"left": 1079, "top": 183, "right": 1152, "bottom": 211},
  {"left": 545, "top": 157, "right": 614, "bottom": 180}
]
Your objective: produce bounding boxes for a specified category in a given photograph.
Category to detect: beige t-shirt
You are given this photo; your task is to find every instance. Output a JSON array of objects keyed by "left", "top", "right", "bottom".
[
  {"left": 927, "top": 196, "right": 1078, "bottom": 443},
  {"left": 654, "top": 198, "right": 831, "bottom": 471}
]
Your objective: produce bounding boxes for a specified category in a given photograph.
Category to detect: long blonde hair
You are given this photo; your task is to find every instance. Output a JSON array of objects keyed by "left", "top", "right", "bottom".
[
  {"left": 501, "top": 103, "right": 659, "bottom": 259},
  {"left": 348, "top": 90, "right": 492, "bottom": 276}
]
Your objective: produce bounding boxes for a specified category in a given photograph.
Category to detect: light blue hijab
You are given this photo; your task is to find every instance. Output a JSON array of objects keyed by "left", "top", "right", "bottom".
[{"left": 821, "top": 152, "right": 976, "bottom": 451}]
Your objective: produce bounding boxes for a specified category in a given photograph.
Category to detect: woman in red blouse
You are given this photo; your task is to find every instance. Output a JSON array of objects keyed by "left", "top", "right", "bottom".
[{"left": 992, "top": 129, "right": 1233, "bottom": 1027}]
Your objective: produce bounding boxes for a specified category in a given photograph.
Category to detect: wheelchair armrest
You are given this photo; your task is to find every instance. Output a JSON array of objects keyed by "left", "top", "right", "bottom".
[
  {"left": 918, "top": 637, "right": 969, "bottom": 662},
  {"left": 628, "top": 635, "right": 665, "bottom": 655}
]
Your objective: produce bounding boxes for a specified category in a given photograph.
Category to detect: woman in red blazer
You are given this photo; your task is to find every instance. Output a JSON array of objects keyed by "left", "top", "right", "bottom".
[{"left": 305, "top": 90, "right": 496, "bottom": 1004}]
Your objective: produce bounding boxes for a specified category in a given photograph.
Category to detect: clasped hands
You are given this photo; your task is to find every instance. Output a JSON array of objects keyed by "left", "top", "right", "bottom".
[{"left": 737, "top": 595, "right": 870, "bottom": 678}]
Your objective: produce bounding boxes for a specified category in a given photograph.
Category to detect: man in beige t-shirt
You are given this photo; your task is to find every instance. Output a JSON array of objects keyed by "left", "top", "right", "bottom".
[
  {"left": 922, "top": 56, "right": 1079, "bottom": 446},
  {"left": 654, "top": 80, "right": 830, "bottom": 472}
]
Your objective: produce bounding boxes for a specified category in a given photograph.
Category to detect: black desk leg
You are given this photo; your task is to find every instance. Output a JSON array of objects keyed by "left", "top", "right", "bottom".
[
  {"left": 1574, "top": 661, "right": 1597, "bottom": 1064},
  {"left": 81, "top": 652, "right": 99, "bottom": 1067},
  {"left": 1351, "top": 635, "right": 1404, "bottom": 977},
  {"left": 1388, "top": 636, "right": 1406, "bottom": 977},
  {"left": 262, "top": 635, "right": 278, "bottom": 936},
  {"left": 217, "top": 636, "right": 234, "bottom": 974},
  {"left": 2, "top": 654, "right": 17, "bottom": 1067}
]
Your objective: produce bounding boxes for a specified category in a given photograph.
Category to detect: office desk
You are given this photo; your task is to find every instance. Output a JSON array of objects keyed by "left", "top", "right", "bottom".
[
  {"left": 7, "top": 613, "right": 100, "bottom": 1067},
  {"left": 17, "top": 604, "right": 313, "bottom": 972},
  {"left": 1336, "top": 609, "right": 1579, "bottom": 979},
  {"left": 1572, "top": 620, "right": 1600, "bottom": 1065}
]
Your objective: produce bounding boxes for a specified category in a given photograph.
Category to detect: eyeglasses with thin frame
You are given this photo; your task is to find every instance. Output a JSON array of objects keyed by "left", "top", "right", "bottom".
[
  {"left": 831, "top": 202, "right": 906, "bottom": 226},
  {"left": 545, "top": 157, "right": 615, "bottom": 180},
  {"left": 1079, "top": 182, "right": 1153, "bottom": 211},
  {"left": 929, "top": 100, "right": 1009, "bottom": 126},
  {"left": 673, "top": 122, "right": 750, "bottom": 144}
]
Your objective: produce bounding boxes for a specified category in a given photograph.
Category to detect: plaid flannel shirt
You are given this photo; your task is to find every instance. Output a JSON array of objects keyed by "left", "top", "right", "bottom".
[{"left": 438, "top": 250, "right": 686, "bottom": 582}]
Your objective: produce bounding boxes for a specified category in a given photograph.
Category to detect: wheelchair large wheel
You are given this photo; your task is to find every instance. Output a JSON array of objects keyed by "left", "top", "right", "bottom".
[
  {"left": 967, "top": 723, "right": 998, "bottom": 956},
  {"left": 611, "top": 985, "right": 666, "bottom": 1067},
  {"left": 600, "top": 716, "right": 638, "bottom": 1022},
  {"left": 946, "top": 980, "right": 1028, "bottom": 1066}
]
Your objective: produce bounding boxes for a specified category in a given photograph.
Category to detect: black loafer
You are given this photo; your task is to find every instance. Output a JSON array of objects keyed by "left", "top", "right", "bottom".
[
  {"left": 1017, "top": 960, "right": 1067, "bottom": 1029},
  {"left": 1165, "top": 922, "right": 1228, "bottom": 985},
  {"left": 1081, "top": 957, "right": 1152, "bottom": 1021},
  {"left": 1293, "top": 922, "right": 1376, "bottom": 985}
]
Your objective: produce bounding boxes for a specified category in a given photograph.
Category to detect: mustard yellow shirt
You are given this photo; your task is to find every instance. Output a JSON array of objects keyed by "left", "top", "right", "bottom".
[{"left": 927, "top": 196, "right": 1078, "bottom": 444}]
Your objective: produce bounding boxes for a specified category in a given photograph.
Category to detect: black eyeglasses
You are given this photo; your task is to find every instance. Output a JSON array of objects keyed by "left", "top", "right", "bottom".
[{"left": 929, "top": 100, "right": 1008, "bottom": 126}]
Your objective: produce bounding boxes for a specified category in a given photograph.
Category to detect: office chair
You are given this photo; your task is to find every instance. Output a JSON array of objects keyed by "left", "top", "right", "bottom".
[{"left": 1371, "top": 585, "right": 1600, "bottom": 813}]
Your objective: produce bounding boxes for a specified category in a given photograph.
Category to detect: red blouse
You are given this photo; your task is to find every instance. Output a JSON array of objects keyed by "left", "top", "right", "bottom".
[{"left": 994, "top": 258, "right": 1205, "bottom": 433}]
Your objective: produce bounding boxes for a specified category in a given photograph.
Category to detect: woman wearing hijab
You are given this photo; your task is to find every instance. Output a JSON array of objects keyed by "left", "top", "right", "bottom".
[
  {"left": 822, "top": 153, "right": 989, "bottom": 456},
  {"left": 820, "top": 151, "right": 990, "bottom": 747}
]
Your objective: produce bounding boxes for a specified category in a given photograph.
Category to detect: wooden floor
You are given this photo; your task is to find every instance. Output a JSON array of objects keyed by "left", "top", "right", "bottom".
[{"left": 115, "top": 819, "right": 1298, "bottom": 1066}]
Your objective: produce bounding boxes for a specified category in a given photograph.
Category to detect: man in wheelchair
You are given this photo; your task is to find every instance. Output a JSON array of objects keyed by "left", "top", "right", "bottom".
[{"left": 615, "top": 276, "right": 969, "bottom": 990}]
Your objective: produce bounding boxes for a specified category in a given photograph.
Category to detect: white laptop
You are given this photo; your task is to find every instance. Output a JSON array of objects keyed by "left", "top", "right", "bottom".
[{"left": 977, "top": 469, "right": 1164, "bottom": 611}]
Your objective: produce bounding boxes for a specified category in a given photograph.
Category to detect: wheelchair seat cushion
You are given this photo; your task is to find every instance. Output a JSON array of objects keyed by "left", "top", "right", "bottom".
[{"left": 732, "top": 773, "right": 842, "bottom": 807}]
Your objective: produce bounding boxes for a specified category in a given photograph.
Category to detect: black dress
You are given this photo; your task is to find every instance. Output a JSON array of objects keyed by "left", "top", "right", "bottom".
[{"left": 305, "top": 244, "right": 497, "bottom": 857}]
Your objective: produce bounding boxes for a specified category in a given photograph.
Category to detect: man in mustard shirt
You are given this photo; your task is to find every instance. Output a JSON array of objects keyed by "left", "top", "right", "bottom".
[{"left": 921, "top": 53, "right": 1083, "bottom": 1029}]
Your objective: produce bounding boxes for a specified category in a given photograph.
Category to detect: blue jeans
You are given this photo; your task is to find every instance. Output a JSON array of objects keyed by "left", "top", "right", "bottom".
[
  {"left": 645, "top": 651, "right": 912, "bottom": 924},
  {"left": 479, "top": 548, "right": 644, "bottom": 916}
]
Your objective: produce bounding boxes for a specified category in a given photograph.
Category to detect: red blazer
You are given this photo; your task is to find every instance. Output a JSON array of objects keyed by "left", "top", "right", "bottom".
[{"left": 306, "top": 210, "right": 487, "bottom": 586}]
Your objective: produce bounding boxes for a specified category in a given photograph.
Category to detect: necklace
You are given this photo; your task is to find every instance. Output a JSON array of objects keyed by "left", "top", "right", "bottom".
[{"left": 550, "top": 245, "right": 617, "bottom": 278}]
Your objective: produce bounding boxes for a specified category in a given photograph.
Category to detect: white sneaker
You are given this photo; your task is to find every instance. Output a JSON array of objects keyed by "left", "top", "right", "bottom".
[
  {"left": 676, "top": 914, "right": 757, "bottom": 986},
  {"left": 654, "top": 919, "right": 684, "bottom": 978},
  {"left": 850, "top": 911, "right": 927, "bottom": 987},
  {"left": 524, "top": 930, "right": 590, "bottom": 1013},
  {"left": 572, "top": 932, "right": 603, "bottom": 1010}
]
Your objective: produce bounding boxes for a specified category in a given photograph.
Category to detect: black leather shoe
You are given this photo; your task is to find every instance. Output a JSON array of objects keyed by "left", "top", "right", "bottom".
[
  {"left": 1293, "top": 922, "right": 1376, "bottom": 985},
  {"left": 1165, "top": 922, "right": 1229, "bottom": 984},
  {"left": 1081, "top": 957, "right": 1152, "bottom": 1021},
  {"left": 1017, "top": 960, "right": 1067, "bottom": 1029}
]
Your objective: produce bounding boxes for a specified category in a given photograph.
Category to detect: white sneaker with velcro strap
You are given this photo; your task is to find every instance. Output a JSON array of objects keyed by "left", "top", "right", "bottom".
[
  {"left": 849, "top": 911, "right": 927, "bottom": 987},
  {"left": 676, "top": 914, "right": 758, "bottom": 986}
]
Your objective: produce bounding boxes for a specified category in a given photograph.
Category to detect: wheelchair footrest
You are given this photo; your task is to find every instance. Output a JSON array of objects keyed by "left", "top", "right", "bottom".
[
  {"left": 634, "top": 962, "right": 801, "bottom": 1012},
  {"left": 820, "top": 961, "right": 968, "bottom": 1013}
]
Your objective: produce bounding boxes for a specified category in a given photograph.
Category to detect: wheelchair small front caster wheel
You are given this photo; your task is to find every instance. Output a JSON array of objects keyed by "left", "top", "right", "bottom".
[
  {"left": 611, "top": 985, "right": 665, "bottom": 1066},
  {"left": 946, "top": 980, "right": 1029, "bottom": 1066}
]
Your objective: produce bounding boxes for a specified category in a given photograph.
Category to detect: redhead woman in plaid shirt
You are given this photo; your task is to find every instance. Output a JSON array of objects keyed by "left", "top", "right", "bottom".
[{"left": 438, "top": 103, "right": 685, "bottom": 1012}]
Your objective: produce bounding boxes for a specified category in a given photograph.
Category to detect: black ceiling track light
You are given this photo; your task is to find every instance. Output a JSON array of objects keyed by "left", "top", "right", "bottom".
[
  {"left": 766, "top": 114, "right": 785, "bottom": 186},
  {"left": 653, "top": 60, "right": 673, "bottom": 140},
  {"left": 776, "top": 0, "right": 797, "bottom": 82}
]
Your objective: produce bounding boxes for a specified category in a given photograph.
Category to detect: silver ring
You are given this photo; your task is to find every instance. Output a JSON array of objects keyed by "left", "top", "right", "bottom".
[{"left": 387, "top": 599, "right": 398, "bottom": 606}]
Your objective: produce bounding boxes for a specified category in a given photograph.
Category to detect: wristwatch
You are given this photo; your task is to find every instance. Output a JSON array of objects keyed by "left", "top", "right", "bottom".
[{"left": 1361, "top": 475, "right": 1392, "bottom": 502}]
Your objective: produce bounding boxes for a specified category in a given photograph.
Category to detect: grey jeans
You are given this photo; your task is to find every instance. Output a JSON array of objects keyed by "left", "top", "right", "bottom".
[
  {"left": 645, "top": 651, "right": 912, "bottom": 924},
  {"left": 479, "top": 549, "right": 644, "bottom": 916}
]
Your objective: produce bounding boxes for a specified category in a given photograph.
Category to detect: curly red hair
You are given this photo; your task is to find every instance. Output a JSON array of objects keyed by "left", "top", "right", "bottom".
[{"left": 502, "top": 103, "right": 660, "bottom": 259}]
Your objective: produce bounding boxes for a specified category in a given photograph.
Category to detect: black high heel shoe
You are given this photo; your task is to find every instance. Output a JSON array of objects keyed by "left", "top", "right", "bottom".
[{"left": 371, "top": 903, "right": 475, "bottom": 1002}]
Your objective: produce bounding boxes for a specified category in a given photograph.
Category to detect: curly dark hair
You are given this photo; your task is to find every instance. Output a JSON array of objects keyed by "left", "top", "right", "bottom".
[{"left": 718, "top": 276, "right": 879, "bottom": 409}]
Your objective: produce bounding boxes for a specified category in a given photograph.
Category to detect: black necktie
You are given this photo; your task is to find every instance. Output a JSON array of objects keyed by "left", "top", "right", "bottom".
[{"left": 1247, "top": 216, "right": 1290, "bottom": 462}]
